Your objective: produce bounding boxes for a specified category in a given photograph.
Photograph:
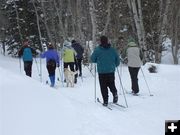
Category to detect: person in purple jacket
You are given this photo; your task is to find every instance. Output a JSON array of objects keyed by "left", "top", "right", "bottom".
[{"left": 41, "top": 43, "right": 60, "bottom": 87}]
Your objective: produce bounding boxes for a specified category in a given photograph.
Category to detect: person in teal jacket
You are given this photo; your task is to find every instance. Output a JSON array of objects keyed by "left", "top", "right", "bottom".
[
  {"left": 91, "top": 36, "right": 120, "bottom": 106},
  {"left": 18, "top": 39, "right": 37, "bottom": 77}
]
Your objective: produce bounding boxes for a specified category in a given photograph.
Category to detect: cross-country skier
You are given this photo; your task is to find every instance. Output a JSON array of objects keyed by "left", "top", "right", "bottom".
[
  {"left": 18, "top": 39, "right": 37, "bottom": 77},
  {"left": 126, "top": 37, "right": 143, "bottom": 94},
  {"left": 41, "top": 43, "right": 60, "bottom": 87},
  {"left": 63, "top": 40, "right": 78, "bottom": 83},
  {"left": 91, "top": 36, "right": 120, "bottom": 106},
  {"left": 71, "top": 40, "right": 84, "bottom": 77}
]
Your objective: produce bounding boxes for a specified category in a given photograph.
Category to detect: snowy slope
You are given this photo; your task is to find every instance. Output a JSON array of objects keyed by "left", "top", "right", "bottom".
[{"left": 0, "top": 54, "right": 180, "bottom": 135}]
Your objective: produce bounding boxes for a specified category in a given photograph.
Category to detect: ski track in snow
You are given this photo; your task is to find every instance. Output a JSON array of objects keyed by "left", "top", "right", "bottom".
[{"left": 0, "top": 54, "right": 180, "bottom": 135}]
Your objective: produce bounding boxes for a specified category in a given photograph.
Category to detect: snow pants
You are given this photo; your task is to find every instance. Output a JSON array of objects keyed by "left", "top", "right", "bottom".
[
  {"left": 75, "top": 58, "right": 82, "bottom": 76},
  {"left": 24, "top": 61, "right": 33, "bottom": 77},
  {"left": 98, "top": 73, "right": 118, "bottom": 103},
  {"left": 47, "top": 60, "right": 56, "bottom": 87},
  {"left": 128, "top": 67, "right": 140, "bottom": 93}
]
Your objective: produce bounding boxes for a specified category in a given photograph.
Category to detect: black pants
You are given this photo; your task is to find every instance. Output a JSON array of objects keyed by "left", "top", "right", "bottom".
[
  {"left": 128, "top": 67, "right": 140, "bottom": 93},
  {"left": 64, "top": 62, "right": 75, "bottom": 72},
  {"left": 47, "top": 63, "right": 56, "bottom": 76},
  {"left": 98, "top": 73, "right": 118, "bottom": 103},
  {"left": 24, "top": 61, "right": 32, "bottom": 77},
  {"left": 76, "top": 58, "right": 82, "bottom": 75}
]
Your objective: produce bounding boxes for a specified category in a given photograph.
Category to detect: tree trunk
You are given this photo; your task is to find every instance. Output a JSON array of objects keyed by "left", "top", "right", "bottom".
[
  {"left": 129, "top": 0, "right": 145, "bottom": 48},
  {"left": 53, "top": 0, "right": 67, "bottom": 41},
  {"left": 102, "top": 0, "right": 112, "bottom": 35},
  {"left": 171, "top": 1, "right": 180, "bottom": 64},
  {"left": 89, "top": 0, "right": 97, "bottom": 47},
  {"left": 13, "top": 0, "right": 23, "bottom": 44},
  {"left": 32, "top": 0, "right": 43, "bottom": 51},
  {"left": 157, "top": 0, "right": 170, "bottom": 63},
  {"left": 76, "top": 0, "right": 85, "bottom": 43},
  {"left": 40, "top": 0, "right": 53, "bottom": 44}
]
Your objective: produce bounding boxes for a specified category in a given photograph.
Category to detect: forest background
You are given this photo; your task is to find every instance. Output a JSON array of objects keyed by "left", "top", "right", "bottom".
[{"left": 0, "top": 0, "right": 179, "bottom": 64}]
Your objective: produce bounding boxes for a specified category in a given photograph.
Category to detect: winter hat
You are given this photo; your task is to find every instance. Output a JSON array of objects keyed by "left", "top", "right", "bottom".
[
  {"left": 23, "top": 39, "right": 29, "bottom": 46},
  {"left": 128, "top": 36, "right": 135, "bottom": 43},
  {"left": 100, "top": 36, "right": 110, "bottom": 48},
  {"left": 100, "top": 36, "right": 108, "bottom": 45},
  {"left": 127, "top": 36, "right": 137, "bottom": 47},
  {"left": 63, "top": 40, "right": 71, "bottom": 47},
  {"left": 71, "top": 40, "right": 76, "bottom": 44}
]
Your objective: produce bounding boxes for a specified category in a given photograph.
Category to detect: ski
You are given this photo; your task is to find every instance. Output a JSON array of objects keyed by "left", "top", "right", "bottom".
[
  {"left": 110, "top": 102, "right": 126, "bottom": 108},
  {"left": 97, "top": 98, "right": 112, "bottom": 110},
  {"left": 126, "top": 92, "right": 146, "bottom": 98}
]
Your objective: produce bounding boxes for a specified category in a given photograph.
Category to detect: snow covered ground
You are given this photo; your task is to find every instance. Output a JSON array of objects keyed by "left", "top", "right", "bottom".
[{"left": 0, "top": 53, "right": 180, "bottom": 135}]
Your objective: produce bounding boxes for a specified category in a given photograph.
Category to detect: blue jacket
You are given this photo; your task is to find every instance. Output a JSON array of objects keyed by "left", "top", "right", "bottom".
[
  {"left": 18, "top": 46, "right": 36, "bottom": 61},
  {"left": 91, "top": 44, "right": 120, "bottom": 73},
  {"left": 41, "top": 49, "right": 60, "bottom": 65}
]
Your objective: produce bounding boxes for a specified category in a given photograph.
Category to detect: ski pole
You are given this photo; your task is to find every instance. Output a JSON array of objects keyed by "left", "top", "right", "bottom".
[
  {"left": 34, "top": 57, "right": 40, "bottom": 76},
  {"left": 19, "top": 57, "right": 21, "bottom": 73},
  {"left": 58, "top": 66, "right": 64, "bottom": 87},
  {"left": 140, "top": 67, "right": 153, "bottom": 96},
  {"left": 85, "top": 64, "right": 95, "bottom": 77},
  {"left": 94, "top": 64, "right": 97, "bottom": 103},
  {"left": 118, "top": 60, "right": 123, "bottom": 94},
  {"left": 39, "top": 57, "right": 42, "bottom": 82},
  {"left": 117, "top": 67, "right": 128, "bottom": 108}
]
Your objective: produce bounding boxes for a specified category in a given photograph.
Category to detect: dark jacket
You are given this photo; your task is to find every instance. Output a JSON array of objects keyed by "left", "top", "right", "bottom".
[
  {"left": 91, "top": 44, "right": 120, "bottom": 73},
  {"left": 71, "top": 43, "right": 84, "bottom": 59}
]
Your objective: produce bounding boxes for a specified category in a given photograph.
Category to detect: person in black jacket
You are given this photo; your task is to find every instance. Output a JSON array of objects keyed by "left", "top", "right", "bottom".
[
  {"left": 18, "top": 39, "right": 37, "bottom": 77},
  {"left": 71, "top": 40, "right": 84, "bottom": 76}
]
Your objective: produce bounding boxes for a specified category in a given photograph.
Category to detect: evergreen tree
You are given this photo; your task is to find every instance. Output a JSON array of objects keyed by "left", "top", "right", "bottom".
[{"left": 2, "top": 0, "right": 43, "bottom": 56}]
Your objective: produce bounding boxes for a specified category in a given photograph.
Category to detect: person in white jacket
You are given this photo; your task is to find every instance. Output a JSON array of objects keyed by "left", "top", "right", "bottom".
[{"left": 126, "top": 37, "right": 143, "bottom": 94}]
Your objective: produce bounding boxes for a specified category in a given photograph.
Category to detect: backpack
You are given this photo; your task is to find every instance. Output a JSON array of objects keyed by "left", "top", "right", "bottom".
[
  {"left": 23, "top": 48, "right": 32, "bottom": 61},
  {"left": 47, "top": 59, "right": 56, "bottom": 67}
]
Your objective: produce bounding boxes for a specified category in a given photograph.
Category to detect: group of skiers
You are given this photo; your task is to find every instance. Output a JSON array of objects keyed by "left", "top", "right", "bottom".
[
  {"left": 18, "top": 35, "right": 143, "bottom": 106},
  {"left": 18, "top": 39, "right": 84, "bottom": 87}
]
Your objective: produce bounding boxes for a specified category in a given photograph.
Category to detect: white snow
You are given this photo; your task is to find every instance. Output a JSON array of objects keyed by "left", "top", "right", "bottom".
[{"left": 0, "top": 53, "right": 180, "bottom": 135}]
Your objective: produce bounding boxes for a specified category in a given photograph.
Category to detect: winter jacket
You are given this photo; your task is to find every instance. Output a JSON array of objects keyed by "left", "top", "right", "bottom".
[
  {"left": 41, "top": 49, "right": 60, "bottom": 65},
  {"left": 63, "top": 46, "right": 76, "bottom": 63},
  {"left": 127, "top": 42, "right": 142, "bottom": 67},
  {"left": 18, "top": 46, "right": 36, "bottom": 62},
  {"left": 71, "top": 43, "right": 84, "bottom": 59},
  {"left": 91, "top": 44, "right": 120, "bottom": 74}
]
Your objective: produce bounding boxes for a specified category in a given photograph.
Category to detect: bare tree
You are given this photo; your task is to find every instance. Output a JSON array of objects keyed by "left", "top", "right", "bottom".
[
  {"left": 13, "top": 0, "right": 23, "bottom": 44},
  {"left": 89, "top": 0, "right": 98, "bottom": 46},
  {"left": 102, "top": 0, "right": 112, "bottom": 35},
  {"left": 156, "top": 0, "right": 171, "bottom": 63},
  {"left": 169, "top": 0, "right": 180, "bottom": 64},
  {"left": 40, "top": 0, "right": 53, "bottom": 44},
  {"left": 127, "top": 0, "right": 145, "bottom": 48},
  {"left": 32, "top": 0, "right": 43, "bottom": 50}
]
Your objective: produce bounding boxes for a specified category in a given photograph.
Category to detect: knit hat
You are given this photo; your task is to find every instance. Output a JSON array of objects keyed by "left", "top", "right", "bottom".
[
  {"left": 100, "top": 36, "right": 108, "bottom": 45},
  {"left": 100, "top": 36, "right": 110, "bottom": 48},
  {"left": 71, "top": 40, "right": 76, "bottom": 44}
]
